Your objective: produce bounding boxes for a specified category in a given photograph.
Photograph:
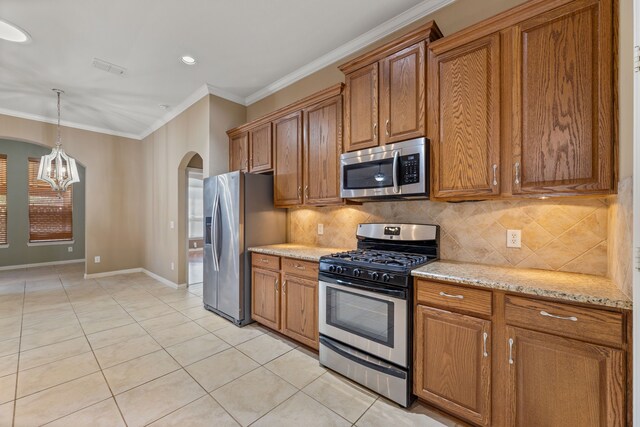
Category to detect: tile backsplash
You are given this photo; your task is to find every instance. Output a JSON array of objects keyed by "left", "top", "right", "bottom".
[
  {"left": 608, "top": 177, "right": 633, "bottom": 297},
  {"left": 289, "top": 197, "right": 609, "bottom": 276}
]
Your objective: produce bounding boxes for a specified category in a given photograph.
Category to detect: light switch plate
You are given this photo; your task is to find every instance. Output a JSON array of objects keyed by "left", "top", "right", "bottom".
[
  {"left": 317, "top": 224, "right": 324, "bottom": 235},
  {"left": 506, "top": 230, "right": 522, "bottom": 248},
  {"left": 67, "top": 246, "right": 73, "bottom": 252}
]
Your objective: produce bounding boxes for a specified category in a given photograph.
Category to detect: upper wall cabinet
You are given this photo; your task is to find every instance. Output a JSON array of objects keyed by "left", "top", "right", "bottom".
[
  {"left": 508, "top": 0, "right": 614, "bottom": 195},
  {"left": 340, "top": 22, "right": 441, "bottom": 153},
  {"left": 249, "top": 122, "right": 273, "bottom": 173},
  {"left": 229, "top": 132, "right": 249, "bottom": 173},
  {"left": 273, "top": 111, "right": 303, "bottom": 207}
]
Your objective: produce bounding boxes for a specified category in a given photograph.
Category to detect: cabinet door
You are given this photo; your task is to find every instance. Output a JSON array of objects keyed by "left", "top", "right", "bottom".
[
  {"left": 251, "top": 267, "right": 280, "bottom": 330},
  {"left": 229, "top": 133, "right": 248, "bottom": 172},
  {"left": 303, "top": 95, "right": 343, "bottom": 206},
  {"left": 509, "top": 0, "right": 613, "bottom": 195},
  {"left": 281, "top": 274, "right": 318, "bottom": 349},
  {"left": 505, "top": 326, "right": 625, "bottom": 427},
  {"left": 380, "top": 42, "right": 426, "bottom": 145},
  {"left": 249, "top": 123, "right": 273, "bottom": 173},
  {"left": 273, "top": 112, "right": 303, "bottom": 207},
  {"left": 428, "top": 33, "right": 501, "bottom": 199},
  {"left": 415, "top": 305, "right": 491, "bottom": 426},
  {"left": 343, "top": 63, "right": 379, "bottom": 152}
]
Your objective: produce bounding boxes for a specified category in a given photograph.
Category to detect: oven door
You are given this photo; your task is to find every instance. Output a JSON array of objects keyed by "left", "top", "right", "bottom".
[{"left": 319, "top": 277, "right": 408, "bottom": 367}]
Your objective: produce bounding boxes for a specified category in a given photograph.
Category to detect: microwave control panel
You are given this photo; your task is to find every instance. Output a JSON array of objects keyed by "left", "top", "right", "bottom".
[{"left": 399, "top": 154, "right": 420, "bottom": 184}]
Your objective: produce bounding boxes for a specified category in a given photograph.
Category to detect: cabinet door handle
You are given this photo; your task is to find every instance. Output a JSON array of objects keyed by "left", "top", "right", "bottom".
[
  {"left": 385, "top": 120, "right": 390, "bottom": 136},
  {"left": 373, "top": 123, "right": 378, "bottom": 139},
  {"left": 294, "top": 264, "right": 305, "bottom": 270},
  {"left": 304, "top": 185, "right": 309, "bottom": 199},
  {"left": 508, "top": 338, "right": 514, "bottom": 365},
  {"left": 439, "top": 291, "right": 463, "bottom": 299},
  {"left": 282, "top": 280, "right": 287, "bottom": 294},
  {"left": 514, "top": 162, "right": 520, "bottom": 185},
  {"left": 274, "top": 279, "right": 279, "bottom": 292},
  {"left": 492, "top": 164, "right": 498, "bottom": 187},
  {"left": 297, "top": 186, "right": 302, "bottom": 198},
  {"left": 540, "top": 310, "right": 578, "bottom": 322},
  {"left": 483, "top": 332, "right": 489, "bottom": 357}
]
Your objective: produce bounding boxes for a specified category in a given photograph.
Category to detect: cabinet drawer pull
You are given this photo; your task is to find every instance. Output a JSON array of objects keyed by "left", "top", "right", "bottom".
[
  {"left": 492, "top": 164, "right": 498, "bottom": 187},
  {"left": 540, "top": 310, "right": 577, "bottom": 322},
  {"left": 294, "top": 264, "right": 306, "bottom": 270},
  {"left": 483, "top": 332, "right": 488, "bottom": 357},
  {"left": 282, "top": 280, "right": 287, "bottom": 294},
  {"left": 260, "top": 259, "right": 269, "bottom": 264},
  {"left": 439, "top": 291, "right": 463, "bottom": 299},
  {"left": 385, "top": 120, "right": 390, "bottom": 136},
  {"left": 508, "top": 338, "right": 514, "bottom": 365},
  {"left": 514, "top": 162, "right": 520, "bottom": 185}
]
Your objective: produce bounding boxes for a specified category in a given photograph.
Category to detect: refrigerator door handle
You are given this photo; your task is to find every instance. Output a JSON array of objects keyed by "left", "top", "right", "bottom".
[{"left": 212, "top": 191, "right": 220, "bottom": 271}]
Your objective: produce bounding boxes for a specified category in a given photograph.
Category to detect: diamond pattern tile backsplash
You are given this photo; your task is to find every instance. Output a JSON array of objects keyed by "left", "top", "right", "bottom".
[{"left": 289, "top": 197, "right": 610, "bottom": 276}]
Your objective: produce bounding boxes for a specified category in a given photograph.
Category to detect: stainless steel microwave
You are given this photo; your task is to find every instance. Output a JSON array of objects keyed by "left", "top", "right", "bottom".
[{"left": 340, "top": 137, "right": 429, "bottom": 200}]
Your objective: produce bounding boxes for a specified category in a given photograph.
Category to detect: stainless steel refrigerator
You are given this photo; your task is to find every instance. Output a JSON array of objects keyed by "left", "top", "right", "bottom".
[{"left": 203, "top": 171, "right": 286, "bottom": 326}]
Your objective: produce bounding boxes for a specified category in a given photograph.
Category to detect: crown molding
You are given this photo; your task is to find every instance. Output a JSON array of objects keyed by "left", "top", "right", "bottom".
[
  {"left": 0, "top": 107, "right": 141, "bottom": 140},
  {"left": 206, "top": 84, "right": 246, "bottom": 106},
  {"left": 244, "top": 0, "right": 455, "bottom": 106}
]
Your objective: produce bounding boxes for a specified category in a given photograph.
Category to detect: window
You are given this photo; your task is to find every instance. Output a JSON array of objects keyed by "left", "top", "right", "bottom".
[
  {"left": 0, "top": 155, "right": 6, "bottom": 245},
  {"left": 28, "top": 158, "right": 73, "bottom": 242}
]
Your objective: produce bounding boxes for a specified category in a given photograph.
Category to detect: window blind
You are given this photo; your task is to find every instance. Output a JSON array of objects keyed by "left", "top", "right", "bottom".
[
  {"left": 28, "top": 158, "right": 73, "bottom": 242},
  {"left": 0, "top": 155, "right": 6, "bottom": 245}
]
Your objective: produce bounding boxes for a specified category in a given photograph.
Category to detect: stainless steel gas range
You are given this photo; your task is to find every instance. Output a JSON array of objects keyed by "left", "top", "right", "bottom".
[{"left": 318, "top": 223, "right": 439, "bottom": 407}]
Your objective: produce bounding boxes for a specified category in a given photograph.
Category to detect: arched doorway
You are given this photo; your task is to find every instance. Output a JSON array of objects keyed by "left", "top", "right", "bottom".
[{"left": 179, "top": 152, "right": 204, "bottom": 289}]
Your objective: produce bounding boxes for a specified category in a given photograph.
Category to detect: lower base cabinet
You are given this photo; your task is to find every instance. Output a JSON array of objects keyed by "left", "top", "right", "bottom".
[{"left": 251, "top": 253, "right": 319, "bottom": 350}]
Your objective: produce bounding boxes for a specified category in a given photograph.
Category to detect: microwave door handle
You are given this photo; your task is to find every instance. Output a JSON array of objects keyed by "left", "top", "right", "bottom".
[{"left": 392, "top": 150, "right": 400, "bottom": 194}]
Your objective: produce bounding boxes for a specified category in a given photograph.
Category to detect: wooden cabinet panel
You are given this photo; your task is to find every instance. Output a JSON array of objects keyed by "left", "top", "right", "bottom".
[
  {"left": 416, "top": 280, "right": 492, "bottom": 317},
  {"left": 429, "top": 33, "right": 501, "bottom": 199},
  {"left": 510, "top": 0, "right": 613, "bottom": 195},
  {"left": 251, "top": 253, "right": 280, "bottom": 271},
  {"left": 303, "top": 95, "right": 343, "bottom": 205},
  {"left": 344, "top": 63, "right": 379, "bottom": 152},
  {"left": 281, "top": 258, "right": 319, "bottom": 281},
  {"left": 229, "top": 132, "right": 248, "bottom": 172},
  {"left": 251, "top": 267, "right": 280, "bottom": 330},
  {"left": 505, "top": 326, "right": 625, "bottom": 426},
  {"left": 505, "top": 295, "right": 624, "bottom": 348},
  {"left": 380, "top": 42, "right": 425, "bottom": 145},
  {"left": 281, "top": 274, "right": 318, "bottom": 349},
  {"left": 249, "top": 123, "right": 273, "bottom": 173},
  {"left": 273, "top": 112, "right": 303, "bottom": 207},
  {"left": 415, "top": 305, "right": 491, "bottom": 426}
]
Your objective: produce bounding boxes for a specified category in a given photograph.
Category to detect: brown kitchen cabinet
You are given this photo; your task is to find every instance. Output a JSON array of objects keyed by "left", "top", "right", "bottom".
[
  {"left": 250, "top": 253, "right": 319, "bottom": 349},
  {"left": 414, "top": 278, "right": 630, "bottom": 427},
  {"left": 229, "top": 132, "right": 249, "bottom": 172},
  {"left": 504, "top": 326, "right": 625, "bottom": 427},
  {"left": 273, "top": 111, "right": 303, "bottom": 207},
  {"left": 248, "top": 122, "right": 273, "bottom": 173},
  {"left": 340, "top": 22, "right": 441, "bottom": 153},
  {"left": 303, "top": 95, "right": 343, "bottom": 205},
  {"left": 428, "top": 33, "right": 501, "bottom": 199}
]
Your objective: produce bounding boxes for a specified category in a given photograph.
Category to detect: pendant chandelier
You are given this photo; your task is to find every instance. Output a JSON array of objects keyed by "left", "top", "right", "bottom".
[{"left": 37, "top": 89, "right": 80, "bottom": 194}]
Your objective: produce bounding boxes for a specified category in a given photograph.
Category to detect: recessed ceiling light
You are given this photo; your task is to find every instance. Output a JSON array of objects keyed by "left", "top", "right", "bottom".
[
  {"left": 181, "top": 55, "right": 196, "bottom": 65},
  {"left": 0, "top": 18, "right": 31, "bottom": 43}
]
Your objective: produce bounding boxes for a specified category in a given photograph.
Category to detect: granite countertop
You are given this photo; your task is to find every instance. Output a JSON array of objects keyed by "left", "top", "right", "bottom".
[
  {"left": 248, "top": 244, "right": 350, "bottom": 262},
  {"left": 412, "top": 261, "right": 632, "bottom": 310}
]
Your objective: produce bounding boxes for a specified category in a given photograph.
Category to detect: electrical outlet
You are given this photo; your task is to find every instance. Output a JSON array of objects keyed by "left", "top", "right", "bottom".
[
  {"left": 67, "top": 246, "right": 73, "bottom": 252},
  {"left": 94, "top": 256, "right": 101, "bottom": 264},
  {"left": 170, "top": 262, "right": 175, "bottom": 271},
  {"left": 506, "top": 230, "right": 522, "bottom": 248},
  {"left": 317, "top": 224, "right": 324, "bottom": 235},
  {"left": 169, "top": 221, "right": 175, "bottom": 229}
]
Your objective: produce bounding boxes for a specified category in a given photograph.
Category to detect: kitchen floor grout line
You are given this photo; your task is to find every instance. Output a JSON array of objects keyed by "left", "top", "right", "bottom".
[{"left": 10, "top": 277, "right": 26, "bottom": 427}]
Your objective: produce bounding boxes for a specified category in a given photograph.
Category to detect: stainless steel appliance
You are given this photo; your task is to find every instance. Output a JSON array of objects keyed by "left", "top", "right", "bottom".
[
  {"left": 340, "top": 137, "right": 428, "bottom": 200},
  {"left": 318, "top": 223, "right": 439, "bottom": 407},
  {"left": 203, "top": 171, "right": 286, "bottom": 326}
]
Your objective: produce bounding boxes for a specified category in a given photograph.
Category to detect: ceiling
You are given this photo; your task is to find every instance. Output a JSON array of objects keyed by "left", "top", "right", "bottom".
[{"left": 0, "top": 0, "right": 453, "bottom": 139}]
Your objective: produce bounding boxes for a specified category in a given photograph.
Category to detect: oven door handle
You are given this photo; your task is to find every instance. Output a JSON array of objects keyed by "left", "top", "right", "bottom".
[
  {"left": 330, "top": 278, "right": 407, "bottom": 299},
  {"left": 320, "top": 336, "right": 406, "bottom": 379},
  {"left": 392, "top": 150, "right": 400, "bottom": 194}
]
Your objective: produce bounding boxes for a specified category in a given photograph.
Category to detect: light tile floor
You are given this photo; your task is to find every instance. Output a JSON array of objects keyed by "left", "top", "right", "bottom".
[{"left": 0, "top": 263, "right": 464, "bottom": 427}]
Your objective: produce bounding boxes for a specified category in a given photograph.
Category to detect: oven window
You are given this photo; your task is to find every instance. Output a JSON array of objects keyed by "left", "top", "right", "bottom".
[
  {"left": 343, "top": 158, "right": 394, "bottom": 189},
  {"left": 326, "top": 287, "right": 394, "bottom": 346}
]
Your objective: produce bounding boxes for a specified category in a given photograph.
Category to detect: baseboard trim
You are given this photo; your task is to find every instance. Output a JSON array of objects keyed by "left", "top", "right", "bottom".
[
  {"left": 84, "top": 267, "right": 186, "bottom": 289},
  {"left": 0, "top": 259, "right": 85, "bottom": 271}
]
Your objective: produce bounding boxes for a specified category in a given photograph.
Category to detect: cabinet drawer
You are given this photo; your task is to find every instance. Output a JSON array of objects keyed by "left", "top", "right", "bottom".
[
  {"left": 282, "top": 258, "right": 319, "bottom": 280},
  {"left": 251, "top": 253, "right": 280, "bottom": 271},
  {"left": 416, "top": 281, "right": 492, "bottom": 317},
  {"left": 505, "top": 296, "right": 624, "bottom": 348}
]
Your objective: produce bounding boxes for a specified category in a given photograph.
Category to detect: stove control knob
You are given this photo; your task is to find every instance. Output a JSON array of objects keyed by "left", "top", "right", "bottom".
[
  {"left": 382, "top": 273, "right": 391, "bottom": 282},
  {"left": 371, "top": 272, "right": 380, "bottom": 280},
  {"left": 336, "top": 266, "right": 344, "bottom": 274},
  {"left": 353, "top": 269, "right": 362, "bottom": 277},
  {"left": 328, "top": 265, "right": 336, "bottom": 273}
]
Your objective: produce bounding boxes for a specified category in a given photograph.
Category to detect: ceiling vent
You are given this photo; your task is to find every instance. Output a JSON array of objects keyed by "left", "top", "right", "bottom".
[{"left": 92, "top": 58, "right": 126, "bottom": 76}]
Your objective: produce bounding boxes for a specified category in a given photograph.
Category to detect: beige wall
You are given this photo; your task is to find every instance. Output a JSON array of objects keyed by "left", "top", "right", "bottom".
[
  {"left": 0, "top": 114, "right": 145, "bottom": 275},
  {"left": 142, "top": 95, "right": 246, "bottom": 285}
]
